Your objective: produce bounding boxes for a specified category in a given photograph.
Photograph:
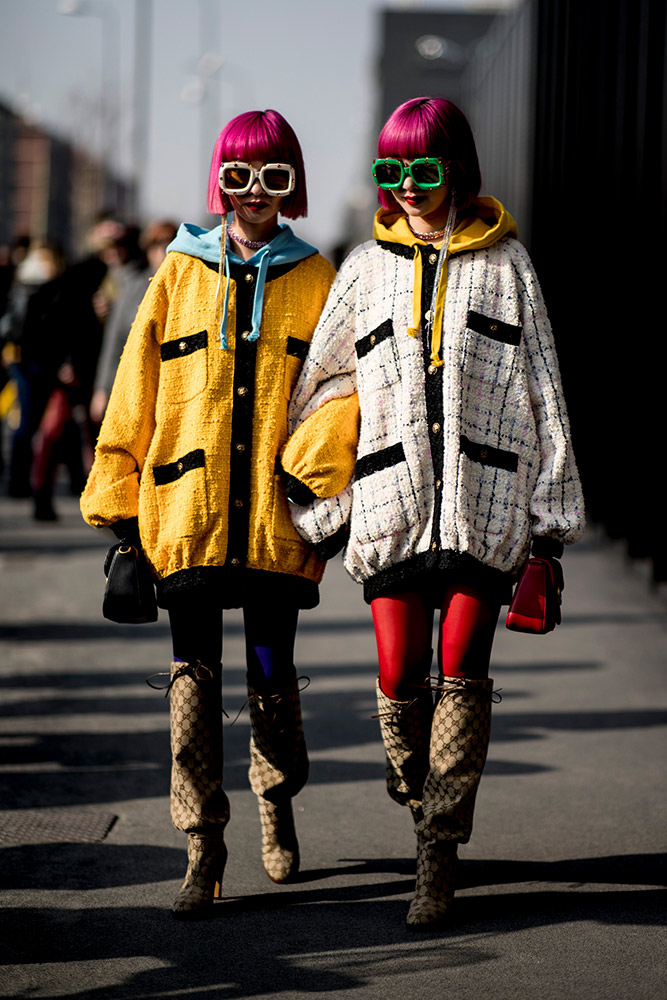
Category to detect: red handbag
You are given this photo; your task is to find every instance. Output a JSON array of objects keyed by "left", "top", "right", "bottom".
[{"left": 505, "top": 557, "right": 562, "bottom": 634}]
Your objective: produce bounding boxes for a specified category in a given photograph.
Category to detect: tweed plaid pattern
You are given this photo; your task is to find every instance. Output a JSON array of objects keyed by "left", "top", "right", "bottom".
[
  {"left": 247, "top": 676, "right": 308, "bottom": 881},
  {"left": 169, "top": 661, "right": 230, "bottom": 834},
  {"left": 417, "top": 676, "right": 493, "bottom": 844},
  {"left": 375, "top": 679, "right": 433, "bottom": 817},
  {"left": 288, "top": 236, "right": 584, "bottom": 584},
  {"left": 172, "top": 833, "right": 228, "bottom": 919}
]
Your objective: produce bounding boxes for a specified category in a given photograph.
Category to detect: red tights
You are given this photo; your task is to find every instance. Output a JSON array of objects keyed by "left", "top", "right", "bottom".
[{"left": 371, "top": 585, "right": 500, "bottom": 701}]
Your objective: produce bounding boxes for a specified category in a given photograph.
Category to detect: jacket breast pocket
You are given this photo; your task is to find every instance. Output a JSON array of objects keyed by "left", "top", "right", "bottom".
[
  {"left": 355, "top": 319, "right": 400, "bottom": 393},
  {"left": 153, "top": 449, "right": 208, "bottom": 538},
  {"left": 462, "top": 311, "right": 521, "bottom": 386},
  {"left": 456, "top": 435, "right": 519, "bottom": 539},
  {"left": 352, "top": 442, "right": 418, "bottom": 544},
  {"left": 160, "top": 330, "right": 208, "bottom": 402},
  {"left": 283, "top": 336, "right": 309, "bottom": 400}
]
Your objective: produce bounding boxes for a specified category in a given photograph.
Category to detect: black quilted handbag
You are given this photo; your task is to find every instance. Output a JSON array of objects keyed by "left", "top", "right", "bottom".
[{"left": 102, "top": 541, "right": 158, "bottom": 624}]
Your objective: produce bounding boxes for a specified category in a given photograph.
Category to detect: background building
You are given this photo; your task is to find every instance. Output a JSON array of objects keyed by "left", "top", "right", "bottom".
[{"left": 0, "top": 102, "right": 134, "bottom": 258}]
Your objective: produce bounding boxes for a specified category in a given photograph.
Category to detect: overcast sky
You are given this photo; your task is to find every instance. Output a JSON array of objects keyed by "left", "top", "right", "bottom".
[{"left": 0, "top": 0, "right": 516, "bottom": 254}]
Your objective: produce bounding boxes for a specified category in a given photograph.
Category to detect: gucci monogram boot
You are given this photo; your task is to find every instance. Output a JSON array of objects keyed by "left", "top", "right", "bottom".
[
  {"left": 375, "top": 678, "right": 434, "bottom": 824},
  {"left": 248, "top": 674, "right": 309, "bottom": 883},
  {"left": 169, "top": 660, "right": 230, "bottom": 917},
  {"left": 407, "top": 675, "right": 494, "bottom": 928},
  {"left": 172, "top": 833, "right": 228, "bottom": 920}
]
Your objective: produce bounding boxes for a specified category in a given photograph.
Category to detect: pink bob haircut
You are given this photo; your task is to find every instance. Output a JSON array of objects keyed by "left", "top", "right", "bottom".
[
  {"left": 207, "top": 109, "right": 307, "bottom": 219},
  {"left": 376, "top": 96, "right": 481, "bottom": 211}
]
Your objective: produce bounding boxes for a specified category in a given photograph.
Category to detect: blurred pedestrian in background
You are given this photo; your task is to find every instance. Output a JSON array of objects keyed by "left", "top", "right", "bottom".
[
  {"left": 58, "top": 215, "right": 137, "bottom": 455},
  {"left": 0, "top": 238, "right": 28, "bottom": 480},
  {"left": 90, "top": 219, "right": 178, "bottom": 424},
  {"left": 0, "top": 239, "right": 67, "bottom": 512}
]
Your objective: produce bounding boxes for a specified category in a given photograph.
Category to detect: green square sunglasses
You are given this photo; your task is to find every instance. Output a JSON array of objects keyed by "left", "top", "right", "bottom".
[{"left": 371, "top": 157, "right": 449, "bottom": 190}]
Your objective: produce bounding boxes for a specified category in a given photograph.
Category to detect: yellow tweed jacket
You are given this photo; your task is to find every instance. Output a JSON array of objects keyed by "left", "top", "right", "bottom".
[{"left": 81, "top": 247, "right": 336, "bottom": 606}]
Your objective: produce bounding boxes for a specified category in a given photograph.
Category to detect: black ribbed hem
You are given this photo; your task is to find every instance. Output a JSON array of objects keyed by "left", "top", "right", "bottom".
[
  {"left": 361, "top": 549, "right": 515, "bottom": 606},
  {"left": 531, "top": 537, "right": 564, "bottom": 559},
  {"left": 156, "top": 565, "right": 319, "bottom": 610}
]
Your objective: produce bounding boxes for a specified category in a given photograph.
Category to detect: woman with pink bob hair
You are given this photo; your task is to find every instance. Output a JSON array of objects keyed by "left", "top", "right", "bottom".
[
  {"left": 284, "top": 97, "right": 584, "bottom": 927},
  {"left": 81, "top": 109, "right": 335, "bottom": 917}
]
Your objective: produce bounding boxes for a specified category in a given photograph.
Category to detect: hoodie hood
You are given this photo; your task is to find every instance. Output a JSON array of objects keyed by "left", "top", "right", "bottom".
[
  {"left": 372, "top": 195, "right": 517, "bottom": 252},
  {"left": 371, "top": 196, "right": 518, "bottom": 366},
  {"left": 167, "top": 220, "right": 318, "bottom": 347}
]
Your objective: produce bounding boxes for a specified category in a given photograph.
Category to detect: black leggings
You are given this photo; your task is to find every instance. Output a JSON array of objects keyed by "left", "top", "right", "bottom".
[{"left": 168, "top": 594, "right": 299, "bottom": 693}]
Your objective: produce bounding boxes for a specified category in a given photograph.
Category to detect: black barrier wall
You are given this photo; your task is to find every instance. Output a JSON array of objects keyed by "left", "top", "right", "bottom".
[{"left": 460, "top": 0, "right": 667, "bottom": 581}]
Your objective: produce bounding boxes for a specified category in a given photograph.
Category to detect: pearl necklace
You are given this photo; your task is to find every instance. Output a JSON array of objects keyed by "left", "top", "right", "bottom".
[
  {"left": 407, "top": 221, "right": 446, "bottom": 241},
  {"left": 228, "top": 227, "right": 270, "bottom": 249}
]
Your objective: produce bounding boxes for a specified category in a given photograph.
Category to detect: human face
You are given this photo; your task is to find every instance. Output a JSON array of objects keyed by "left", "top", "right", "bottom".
[
  {"left": 389, "top": 157, "right": 450, "bottom": 230},
  {"left": 223, "top": 160, "right": 285, "bottom": 231}
]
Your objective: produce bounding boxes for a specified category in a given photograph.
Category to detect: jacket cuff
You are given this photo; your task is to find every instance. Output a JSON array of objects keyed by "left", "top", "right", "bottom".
[
  {"left": 282, "top": 470, "right": 318, "bottom": 506},
  {"left": 531, "top": 536, "right": 564, "bottom": 559},
  {"left": 314, "top": 523, "right": 350, "bottom": 562},
  {"left": 111, "top": 516, "right": 141, "bottom": 545}
]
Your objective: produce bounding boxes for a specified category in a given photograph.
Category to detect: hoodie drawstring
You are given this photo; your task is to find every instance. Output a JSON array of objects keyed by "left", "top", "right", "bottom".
[
  {"left": 213, "top": 223, "right": 286, "bottom": 349},
  {"left": 407, "top": 246, "right": 423, "bottom": 339},
  {"left": 215, "top": 214, "right": 230, "bottom": 349},
  {"left": 425, "top": 201, "right": 458, "bottom": 367},
  {"left": 248, "top": 246, "right": 272, "bottom": 341}
]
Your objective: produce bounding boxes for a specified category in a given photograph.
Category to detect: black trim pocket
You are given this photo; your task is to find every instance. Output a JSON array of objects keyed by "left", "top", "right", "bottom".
[
  {"left": 161, "top": 330, "right": 208, "bottom": 361},
  {"left": 287, "top": 337, "right": 309, "bottom": 361},
  {"left": 467, "top": 311, "right": 521, "bottom": 346},
  {"left": 355, "top": 442, "right": 405, "bottom": 480},
  {"left": 356, "top": 319, "right": 394, "bottom": 359},
  {"left": 352, "top": 442, "right": 418, "bottom": 544},
  {"left": 153, "top": 449, "right": 205, "bottom": 486},
  {"left": 460, "top": 435, "right": 518, "bottom": 473}
]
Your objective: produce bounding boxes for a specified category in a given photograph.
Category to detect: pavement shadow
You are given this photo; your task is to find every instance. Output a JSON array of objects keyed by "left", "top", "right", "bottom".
[
  {"left": 1, "top": 852, "right": 665, "bottom": 999},
  {"left": 1, "top": 674, "right": 562, "bottom": 812},
  {"left": 492, "top": 707, "right": 667, "bottom": 741},
  {"left": 0, "top": 895, "right": 496, "bottom": 999},
  {"left": 3, "top": 841, "right": 663, "bottom": 894},
  {"left": 0, "top": 621, "right": 171, "bottom": 642},
  {"left": 492, "top": 659, "right": 602, "bottom": 672},
  {"left": 9, "top": 667, "right": 665, "bottom": 812},
  {"left": 0, "top": 616, "right": 377, "bottom": 641}
]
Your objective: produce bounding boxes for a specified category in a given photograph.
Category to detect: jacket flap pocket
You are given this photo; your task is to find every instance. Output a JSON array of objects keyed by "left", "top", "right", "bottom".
[
  {"left": 153, "top": 449, "right": 205, "bottom": 486},
  {"left": 467, "top": 311, "right": 521, "bottom": 346},
  {"left": 161, "top": 330, "right": 208, "bottom": 361}
]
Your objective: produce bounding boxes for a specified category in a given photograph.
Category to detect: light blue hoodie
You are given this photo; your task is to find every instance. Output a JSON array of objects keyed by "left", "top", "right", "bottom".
[{"left": 167, "top": 220, "right": 318, "bottom": 349}]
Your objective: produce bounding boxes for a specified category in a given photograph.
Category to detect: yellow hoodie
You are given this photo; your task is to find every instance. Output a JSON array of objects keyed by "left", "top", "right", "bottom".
[{"left": 372, "top": 196, "right": 518, "bottom": 365}]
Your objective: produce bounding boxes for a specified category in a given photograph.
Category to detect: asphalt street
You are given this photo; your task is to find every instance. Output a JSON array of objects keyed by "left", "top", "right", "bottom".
[{"left": 0, "top": 491, "right": 665, "bottom": 1000}]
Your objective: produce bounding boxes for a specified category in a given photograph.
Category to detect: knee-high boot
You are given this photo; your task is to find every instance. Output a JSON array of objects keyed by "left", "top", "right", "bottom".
[
  {"left": 169, "top": 660, "right": 230, "bottom": 918},
  {"left": 407, "top": 675, "right": 494, "bottom": 928},
  {"left": 375, "top": 678, "right": 434, "bottom": 823},
  {"left": 247, "top": 673, "right": 308, "bottom": 883}
]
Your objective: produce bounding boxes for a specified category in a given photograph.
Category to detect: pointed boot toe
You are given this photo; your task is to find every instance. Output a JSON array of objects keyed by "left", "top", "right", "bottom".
[{"left": 258, "top": 798, "right": 300, "bottom": 883}]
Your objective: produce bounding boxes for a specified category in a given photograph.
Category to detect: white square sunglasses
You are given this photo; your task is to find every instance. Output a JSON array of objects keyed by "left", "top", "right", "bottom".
[{"left": 218, "top": 161, "right": 295, "bottom": 197}]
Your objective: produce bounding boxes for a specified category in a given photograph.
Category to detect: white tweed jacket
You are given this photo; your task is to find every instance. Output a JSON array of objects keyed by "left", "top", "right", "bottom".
[{"left": 288, "top": 233, "right": 585, "bottom": 602}]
